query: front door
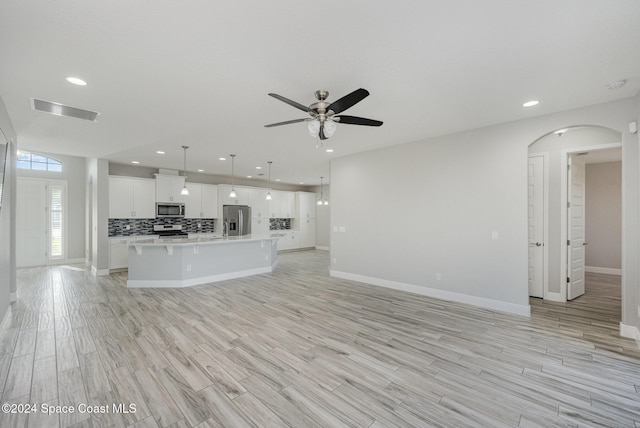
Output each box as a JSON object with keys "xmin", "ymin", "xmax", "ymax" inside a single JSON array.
[
  {"xmin": 528, "ymin": 155, "xmax": 544, "ymax": 297},
  {"xmin": 567, "ymin": 155, "xmax": 586, "ymax": 300},
  {"xmin": 17, "ymin": 178, "xmax": 48, "ymax": 267}
]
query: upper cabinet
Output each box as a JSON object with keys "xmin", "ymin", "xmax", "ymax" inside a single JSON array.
[
  {"xmin": 269, "ymin": 190, "xmax": 294, "ymax": 218},
  {"xmin": 296, "ymin": 192, "xmax": 316, "ymax": 219},
  {"xmin": 109, "ymin": 176, "xmax": 156, "ymax": 218},
  {"xmin": 218, "ymin": 185, "xmax": 250, "ymax": 206},
  {"xmin": 184, "ymin": 183, "xmax": 218, "ymax": 218},
  {"xmin": 249, "ymin": 188, "xmax": 270, "ymax": 218},
  {"xmin": 155, "ymin": 174, "xmax": 186, "ymax": 203}
]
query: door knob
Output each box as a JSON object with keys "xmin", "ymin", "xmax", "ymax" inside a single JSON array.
[
  {"xmin": 529, "ymin": 242, "xmax": 542, "ymax": 247},
  {"xmin": 582, "ymin": 242, "xmax": 588, "ymax": 246}
]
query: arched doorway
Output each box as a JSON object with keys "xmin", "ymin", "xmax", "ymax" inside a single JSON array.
[{"xmin": 527, "ymin": 126, "xmax": 622, "ymax": 303}]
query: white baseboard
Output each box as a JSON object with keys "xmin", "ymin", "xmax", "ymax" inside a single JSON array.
[
  {"xmin": 315, "ymin": 246, "xmax": 330, "ymax": 251},
  {"xmin": 91, "ymin": 266, "xmax": 110, "ymax": 276},
  {"xmin": 330, "ymin": 270, "xmax": 531, "ymax": 317},
  {"xmin": 127, "ymin": 266, "xmax": 272, "ymax": 288},
  {"xmin": 586, "ymin": 266, "xmax": 622, "ymax": 275},
  {"xmin": 620, "ymin": 322, "xmax": 640, "ymax": 345}
]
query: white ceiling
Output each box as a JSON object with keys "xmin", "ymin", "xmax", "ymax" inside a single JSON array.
[{"xmin": 1, "ymin": 0, "xmax": 639, "ymax": 185}]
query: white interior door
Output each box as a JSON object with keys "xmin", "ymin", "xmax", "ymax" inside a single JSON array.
[
  {"xmin": 17, "ymin": 178, "xmax": 48, "ymax": 267},
  {"xmin": 567, "ymin": 155, "xmax": 586, "ymax": 300},
  {"xmin": 528, "ymin": 156, "xmax": 544, "ymax": 297}
]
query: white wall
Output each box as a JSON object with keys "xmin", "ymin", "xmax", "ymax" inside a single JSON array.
[
  {"xmin": 331, "ymin": 96, "xmax": 639, "ymax": 322},
  {"xmin": 0, "ymin": 96, "xmax": 17, "ymax": 322},
  {"xmin": 87, "ymin": 158, "xmax": 110, "ymax": 275},
  {"xmin": 16, "ymin": 151, "xmax": 87, "ymax": 261}
]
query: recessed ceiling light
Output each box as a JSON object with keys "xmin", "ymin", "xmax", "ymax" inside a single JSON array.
[
  {"xmin": 256, "ymin": 166, "xmax": 262, "ymax": 170},
  {"xmin": 326, "ymin": 149, "xmax": 334, "ymax": 153},
  {"xmin": 156, "ymin": 150, "xmax": 165, "ymax": 155},
  {"xmin": 66, "ymin": 76, "xmax": 87, "ymax": 86},
  {"xmin": 299, "ymin": 182, "xmax": 304, "ymax": 184},
  {"xmin": 219, "ymin": 157, "xmax": 226, "ymax": 161},
  {"xmin": 247, "ymin": 175, "xmax": 252, "ymax": 178},
  {"xmin": 197, "ymin": 169, "xmax": 204, "ymax": 172},
  {"xmin": 131, "ymin": 161, "xmax": 140, "ymax": 164},
  {"xmin": 275, "ymin": 179, "xmax": 281, "ymax": 182},
  {"xmin": 523, "ymin": 100, "xmax": 539, "ymax": 107}
]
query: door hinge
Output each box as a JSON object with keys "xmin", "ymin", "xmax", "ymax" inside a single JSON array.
[
  {"xmin": 567, "ymin": 240, "xmax": 570, "ymax": 246},
  {"xmin": 567, "ymin": 164, "xmax": 571, "ymax": 171},
  {"xmin": 567, "ymin": 202, "xmax": 571, "ymax": 208},
  {"xmin": 567, "ymin": 277, "xmax": 571, "ymax": 283}
]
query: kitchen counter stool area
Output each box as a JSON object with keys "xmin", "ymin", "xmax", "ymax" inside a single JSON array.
[{"xmin": 126, "ymin": 235, "xmax": 279, "ymax": 288}]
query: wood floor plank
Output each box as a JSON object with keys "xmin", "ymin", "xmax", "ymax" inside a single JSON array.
[{"xmin": 1, "ymin": 252, "xmax": 638, "ymax": 427}]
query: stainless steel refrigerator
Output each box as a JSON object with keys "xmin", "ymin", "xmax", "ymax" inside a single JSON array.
[{"xmin": 222, "ymin": 205, "xmax": 251, "ymax": 236}]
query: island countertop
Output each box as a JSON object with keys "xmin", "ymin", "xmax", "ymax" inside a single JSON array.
[
  {"xmin": 126, "ymin": 234, "xmax": 279, "ymax": 288},
  {"xmin": 130, "ymin": 234, "xmax": 279, "ymax": 247}
]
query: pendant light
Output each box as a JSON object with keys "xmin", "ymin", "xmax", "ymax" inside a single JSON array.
[
  {"xmin": 229, "ymin": 154, "xmax": 237, "ymax": 198},
  {"xmin": 180, "ymin": 146, "xmax": 190, "ymax": 196},
  {"xmin": 317, "ymin": 176, "xmax": 324, "ymax": 205},
  {"xmin": 266, "ymin": 161, "xmax": 273, "ymax": 200}
]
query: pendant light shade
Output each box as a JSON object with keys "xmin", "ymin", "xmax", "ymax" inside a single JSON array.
[
  {"xmin": 266, "ymin": 161, "xmax": 273, "ymax": 200},
  {"xmin": 180, "ymin": 146, "xmax": 190, "ymax": 196},
  {"xmin": 229, "ymin": 154, "xmax": 236, "ymax": 198}
]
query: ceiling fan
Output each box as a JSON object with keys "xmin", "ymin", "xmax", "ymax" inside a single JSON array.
[{"xmin": 264, "ymin": 88, "xmax": 383, "ymax": 140}]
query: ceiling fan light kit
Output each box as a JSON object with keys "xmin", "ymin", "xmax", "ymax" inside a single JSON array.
[{"xmin": 265, "ymin": 88, "xmax": 383, "ymax": 142}]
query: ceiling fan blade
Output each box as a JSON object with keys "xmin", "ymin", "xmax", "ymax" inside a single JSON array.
[
  {"xmin": 334, "ymin": 115, "xmax": 383, "ymax": 127},
  {"xmin": 268, "ymin": 93, "xmax": 310, "ymax": 113},
  {"xmin": 264, "ymin": 118, "xmax": 307, "ymax": 128},
  {"xmin": 319, "ymin": 124, "xmax": 327, "ymax": 140},
  {"xmin": 327, "ymin": 88, "xmax": 370, "ymax": 114}
]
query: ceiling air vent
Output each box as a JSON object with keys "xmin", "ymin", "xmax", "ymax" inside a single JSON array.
[{"xmin": 31, "ymin": 98, "xmax": 99, "ymax": 122}]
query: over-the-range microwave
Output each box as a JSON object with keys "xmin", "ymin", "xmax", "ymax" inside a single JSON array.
[{"xmin": 156, "ymin": 202, "xmax": 185, "ymax": 218}]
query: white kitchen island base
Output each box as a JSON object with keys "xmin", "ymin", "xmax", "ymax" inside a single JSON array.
[{"xmin": 127, "ymin": 235, "xmax": 279, "ymax": 288}]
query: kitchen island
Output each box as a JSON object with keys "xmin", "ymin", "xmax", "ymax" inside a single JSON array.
[{"xmin": 126, "ymin": 235, "xmax": 279, "ymax": 288}]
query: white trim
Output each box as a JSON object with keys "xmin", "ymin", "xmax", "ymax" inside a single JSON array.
[
  {"xmin": 9, "ymin": 292, "xmax": 17, "ymax": 303},
  {"xmin": 585, "ymin": 266, "xmax": 622, "ymax": 275},
  {"xmin": 127, "ymin": 266, "xmax": 272, "ymax": 288},
  {"xmin": 330, "ymin": 270, "xmax": 531, "ymax": 317},
  {"xmin": 560, "ymin": 142, "xmax": 623, "ymax": 301},
  {"xmin": 48, "ymin": 258, "xmax": 85, "ymax": 266},
  {"xmin": 529, "ymin": 153, "xmax": 550, "ymax": 300},
  {"xmin": 620, "ymin": 322, "xmax": 640, "ymax": 345},
  {"xmin": 91, "ymin": 265, "xmax": 109, "ymax": 276},
  {"xmin": 315, "ymin": 246, "xmax": 330, "ymax": 251},
  {"xmin": 544, "ymin": 291, "xmax": 565, "ymax": 302}
]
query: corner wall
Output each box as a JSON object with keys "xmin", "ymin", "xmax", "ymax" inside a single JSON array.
[
  {"xmin": 331, "ymin": 96, "xmax": 638, "ymax": 320},
  {"xmin": 0, "ymin": 95, "xmax": 17, "ymax": 323}
]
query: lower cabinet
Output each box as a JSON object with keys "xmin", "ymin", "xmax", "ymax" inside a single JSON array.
[{"xmin": 109, "ymin": 236, "xmax": 156, "ymax": 270}]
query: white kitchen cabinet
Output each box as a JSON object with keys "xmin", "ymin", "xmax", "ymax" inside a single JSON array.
[
  {"xmin": 251, "ymin": 217, "xmax": 270, "ymax": 236},
  {"xmin": 273, "ymin": 230, "xmax": 297, "ymax": 251},
  {"xmin": 269, "ymin": 190, "xmax": 294, "ymax": 218},
  {"xmin": 298, "ymin": 217, "xmax": 316, "ymax": 248},
  {"xmin": 296, "ymin": 191, "xmax": 316, "ymax": 219},
  {"xmin": 249, "ymin": 188, "xmax": 270, "ymax": 218},
  {"xmin": 109, "ymin": 176, "xmax": 156, "ymax": 219},
  {"xmin": 218, "ymin": 185, "xmax": 250, "ymax": 206},
  {"xmin": 184, "ymin": 183, "xmax": 218, "ymax": 218},
  {"xmin": 155, "ymin": 174, "xmax": 186, "ymax": 203},
  {"xmin": 109, "ymin": 236, "xmax": 155, "ymax": 269},
  {"xmin": 109, "ymin": 238, "xmax": 129, "ymax": 269}
]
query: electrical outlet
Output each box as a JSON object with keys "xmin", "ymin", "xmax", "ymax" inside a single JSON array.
[
  {"xmin": 436, "ymin": 272, "xmax": 442, "ymax": 280},
  {"xmin": 186, "ymin": 264, "xmax": 192, "ymax": 272},
  {"xmin": 125, "ymin": 225, "xmax": 131, "ymax": 230},
  {"xmin": 333, "ymin": 258, "xmax": 337, "ymax": 264},
  {"xmin": 637, "ymin": 305, "xmax": 640, "ymax": 318},
  {"xmin": 491, "ymin": 231, "xmax": 499, "ymax": 240}
]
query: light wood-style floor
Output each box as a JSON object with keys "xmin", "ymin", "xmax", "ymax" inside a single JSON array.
[{"xmin": 1, "ymin": 250, "xmax": 639, "ymax": 427}]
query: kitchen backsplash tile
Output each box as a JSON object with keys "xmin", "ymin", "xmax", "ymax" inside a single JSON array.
[
  {"xmin": 270, "ymin": 218, "xmax": 291, "ymax": 230},
  {"xmin": 109, "ymin": 218, "xmax": 215, "ymax": 236}
]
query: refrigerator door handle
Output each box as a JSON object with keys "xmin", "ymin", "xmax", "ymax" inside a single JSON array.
[{"xmin": 239, "ymin": 210, "xmax": 243, "ymax": 236}]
